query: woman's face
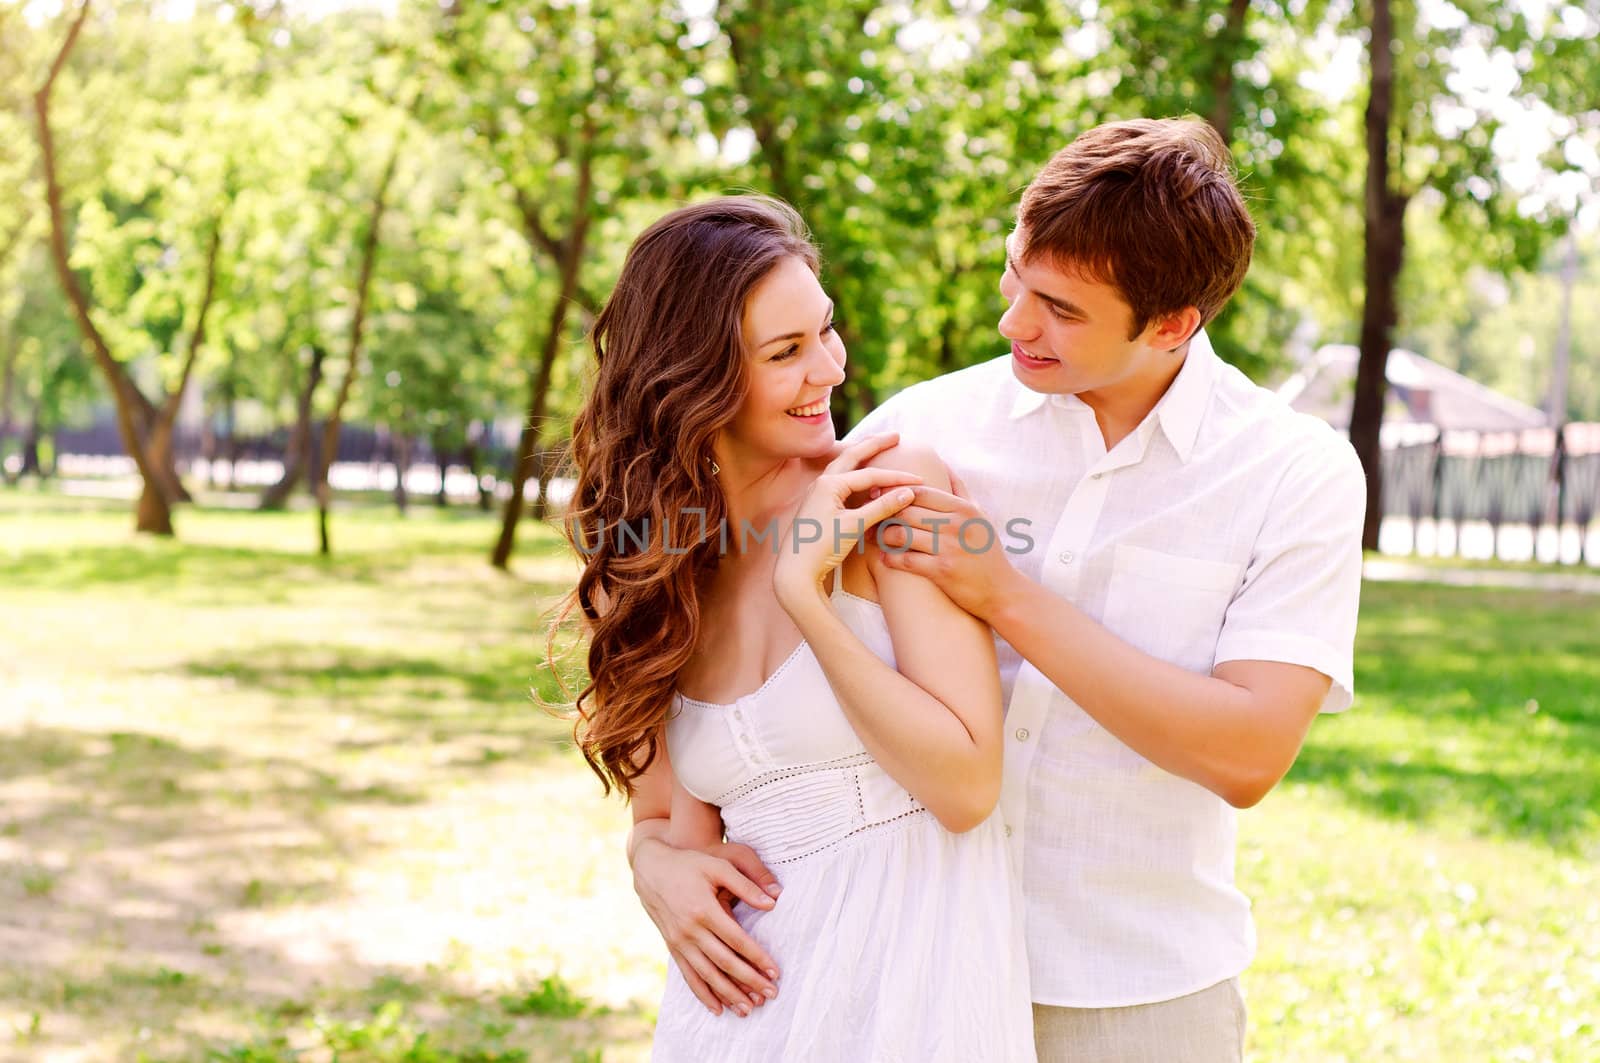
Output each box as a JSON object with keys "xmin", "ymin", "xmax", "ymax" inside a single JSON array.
[{"xmin": 721, "ymin": 255, "xmax": 847, "ymax": 462}]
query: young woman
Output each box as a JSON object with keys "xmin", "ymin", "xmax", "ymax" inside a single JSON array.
[{"xmin": 556, "ymin": 196, "xmax": 1032, "ymax": 1060}]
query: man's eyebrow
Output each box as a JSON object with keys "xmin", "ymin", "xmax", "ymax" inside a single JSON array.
[
  {"xmin": 757, "ymin": 299, "xmax": 835, "ymax": 348},
  {"xmin": 1006, "ymin": 250, "xmax": 1088, "ymax": 317}
]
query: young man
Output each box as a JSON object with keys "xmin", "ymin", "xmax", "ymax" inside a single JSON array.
[{"xmin": 629, "ymin": 117, "xmax": 1366, "ymax": 1061}]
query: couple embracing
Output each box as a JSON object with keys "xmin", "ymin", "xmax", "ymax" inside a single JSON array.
[{"xmin": 556, "ymin": 117, "xmax": 1366, "ymax": 1061}]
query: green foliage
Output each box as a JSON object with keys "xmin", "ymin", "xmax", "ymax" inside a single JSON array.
[
  {"xmin": 1, "ymin": 0, "xmax": 1596, "ymax": 514},
  {"xmin": 499, "ymin": 974, "xmax": 594, "ymax": 1019}
]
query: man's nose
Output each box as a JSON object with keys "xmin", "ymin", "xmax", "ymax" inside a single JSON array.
[{"xmin": 998, "ymin": 300, "xmax": 1035, "ymax": 342}]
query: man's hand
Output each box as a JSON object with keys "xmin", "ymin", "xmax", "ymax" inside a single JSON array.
[
  {"xmin": 875, "ymin": 472, "xmax": 1021, "ymax": 620},
  {"xmin": 631, "ymin": 836, "xmax": 783, "ymax": 1016}
]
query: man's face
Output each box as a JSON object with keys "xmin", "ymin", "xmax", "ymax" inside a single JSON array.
[{"xmin": 997, "ymin": 228, "xmax": 1180, "ymax": 398}]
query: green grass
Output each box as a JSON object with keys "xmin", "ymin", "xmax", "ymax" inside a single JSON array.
[{"xmin": 2, "ymin": 482, "xmax": 1597, "ymax": 1061}]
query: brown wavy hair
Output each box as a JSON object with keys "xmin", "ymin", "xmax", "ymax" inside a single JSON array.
[
  {"xmin": 551, "ymin": 195, "xmax": 820, "ymax": 798},
  {"xmin": 1019, "ymin": 117, "xmax": 1255, "ymax": 335}
]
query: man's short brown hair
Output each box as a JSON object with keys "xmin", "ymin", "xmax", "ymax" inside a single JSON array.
[{"xmin": 1018, "ymin": 117, "xmax": 1255, "ymax": 338}]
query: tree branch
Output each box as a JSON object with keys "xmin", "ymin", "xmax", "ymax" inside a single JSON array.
[{"xmin": 160, "ymin": 213, "xmax": 225, "ymax": 423}]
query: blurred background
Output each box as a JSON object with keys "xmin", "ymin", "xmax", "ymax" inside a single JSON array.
[{"xmin": 1, "ymin": 0, "xmax": 1598, "ymax": 1060}]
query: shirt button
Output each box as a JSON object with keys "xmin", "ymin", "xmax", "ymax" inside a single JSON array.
[
  {"xmin": 1091, "ymin": 472, "xmax": 1105, "ymax": 480},
  {"xmin": 1005, "ymin": 824, "xmax": 1013, "ymax": 837},
  {"xmin": 1058, "ymin": 550, "xmax": 1074, "ymax": 564},
  {"xmin": 1015, "ymin": 727, "xmax": 1030, "ymax": 741}
]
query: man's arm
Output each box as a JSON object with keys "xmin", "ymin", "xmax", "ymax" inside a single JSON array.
[
  {"xmin": 880, "ymin": 439, "xmax": 1365, "ymax": 807},
  {"xmin": 986, "ymin": 574, "xmax": 1328, "ymax": 807},
  {"xmin": 626, "ymin": 737, "xmax": 784, "ymax": 1015}
]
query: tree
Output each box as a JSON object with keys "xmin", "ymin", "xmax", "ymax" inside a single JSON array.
[
  {"xmin": 32, "ymin": 0, "xmax": 233, "ymax": 534},
  {"xmin": 433, "ymin": 0, "xmax": 686, "ymax": 568},
  {"xmin": 1346, "ymin": 0, "xmax": 1587, "ymax": 548}
]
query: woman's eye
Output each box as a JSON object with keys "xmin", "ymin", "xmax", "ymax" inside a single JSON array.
[
  {"xmin": 824, "ymin": 319, "xmax": 842, "ymax": 334},
  {"xmin": 773, "ymin": 346, "xmax": 798, "ymax": 361}
]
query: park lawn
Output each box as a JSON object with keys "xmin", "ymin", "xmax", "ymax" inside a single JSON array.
[{"xmin": 1, "ymin": 485, "xmax": 1596, "ymax": 1062}]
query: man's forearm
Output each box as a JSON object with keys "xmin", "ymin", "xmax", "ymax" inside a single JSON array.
[
  {"xmin": 984, "ymin": 569, "xmax": 1296, "ymax": 806},
  {"xmin": 627, "ymin": 816, "xmax": 671, "ymax": 868}
]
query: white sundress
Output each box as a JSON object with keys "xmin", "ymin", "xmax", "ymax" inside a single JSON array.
[{"xmin": 650, "ymin": 577, "xmax": 1035, "ymax": 1062}]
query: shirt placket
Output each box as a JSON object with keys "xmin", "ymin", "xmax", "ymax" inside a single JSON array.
[{"xmin": 998, "ymin": 466, "xmax": 1109, "ymax": 859}]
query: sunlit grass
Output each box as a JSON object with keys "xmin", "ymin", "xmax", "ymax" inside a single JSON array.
[{"xmin": 2, "ymin": 484, "xmax": 1597, "ymax": 1061}]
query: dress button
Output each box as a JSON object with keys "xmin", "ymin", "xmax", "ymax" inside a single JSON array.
[
  {"xmin": 1092, "ymin": 472, "xmax": 1104, "ymax": 480},
  {"xmin": 1015, "ymin": 727, "xmax": 1030, "ymax": 742},
  {"xmin": 1005, "ymin": 825, "xmax": 1013, "ymax": 837},
  {"xmin": 1058, "ymin": 551, "xmax": 1074, "ymax": 564}
]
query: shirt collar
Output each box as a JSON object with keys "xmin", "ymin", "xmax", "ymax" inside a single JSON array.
[
  {"xmin": 1005, "ymin": 328, "xmax": 1218, "ymax": 465},
  {"xmin": 1151, "ymin": 328, "xmax": 1216, "ymax": 464}
]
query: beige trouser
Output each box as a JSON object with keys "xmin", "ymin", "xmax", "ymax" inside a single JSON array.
[{"xmin": 1032, "ymin": 977, "xmax": 1246, "ymax": 1063}]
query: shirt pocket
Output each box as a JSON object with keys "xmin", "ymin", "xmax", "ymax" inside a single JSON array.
[{"xmin": 1100, "ymin": 543, "xmax": 1242, "ymax": 676}]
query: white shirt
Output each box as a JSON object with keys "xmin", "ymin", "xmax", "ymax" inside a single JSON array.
[{"xmin": 846, "ymin": 330, "xmax": 1366, "ymax": 1007}]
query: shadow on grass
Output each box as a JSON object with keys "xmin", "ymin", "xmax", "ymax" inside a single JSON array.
[
  {"xmin": 1286, "ymin": 581, "xmax": 1600, "ymax": 854},
  {"xmin": 1287, "ymin": 741, "xmax": 1600, "ymax": 851},
  {"xmin": 176, "ymin": 641, "xmax": 584, "ymax": 760},
  {"xmin": 190, "ymin": 967, "xmax": 653, "ymax": 1063},
  {"xmin": 0, "ymin": 540, "xmax": 420, "ymax": 595},
  {"xmin": 4, "ymin": 949, "xmax": 652, "ymax": 1062},
  {"xmin": 0, "ymin": 724, "xmax": 422, "ymax": 909}
]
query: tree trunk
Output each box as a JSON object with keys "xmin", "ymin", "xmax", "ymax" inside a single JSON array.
[
  {"xmin": 463, "ymin": 435, "xmax": 492, "ymax": 512},
  {"xmin": 1349, "ymin": 0, "xmax": 1408, "ymax": 552},
  {"xmin": 19, "ymin": 405, "xmax": 41, "ymax": 478},
  {"xmin": 315, "ymin": 138, "xmax": 404, "ymax": 556},
  {"xmin": 433, "ymin": 431, "xmax": 450, "ymax": 508},
  {"xmin": 34, "ymin": 0, "xmax": 171, "ymax": 533},
  {"xmin": 0, "ymin": 341, "xmax": 17, "ymax": 485},
  {"xmin": 390, "ymin": 432, "xmax": 411, "ymax": 514},
  {"xmin": 491, "ymin": 280, "xmax": 577, "ymax": 569},
  {"xmin": 260, "ymin": 343, "xmax": 325, "ymax": 510},
  {"xmin": 221, "ymin": 375, "xmax": 237, "ymax": 490},
  {"xmin": 492, "ymin": 112, "xmax": 596, "ymax": 569},
  {"xmin": 1206, "ymin": 0, "xmax": 1250, "ymax": 147},
  {"xmin": 145, "ymin": 417, "xmax": 193, "ymax": 505},
  {"xmin": 35, "ymin": 5, "xmax": 223, "ymax": 532}
]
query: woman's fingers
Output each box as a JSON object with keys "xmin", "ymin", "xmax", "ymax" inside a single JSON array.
[
  {"xmin": 843, "ymin": 486, "xmax": 918, "ymax": 533},
  {"xmin": 823, "ymin": 432, "xmax": 900, "ymax": 475},
  {"xmin": 831, "ymin": 466, "xmax": 923, "ymax": 496}
]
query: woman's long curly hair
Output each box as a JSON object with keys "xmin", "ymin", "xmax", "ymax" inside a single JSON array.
[{"xmin": 552, "ymin": 195, "xmax": 821, "ymax": 798}]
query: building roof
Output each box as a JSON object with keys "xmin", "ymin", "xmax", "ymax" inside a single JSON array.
[{"xmin": 1276, "ymin": 344, "xmax": 1548, "ymax": 432}]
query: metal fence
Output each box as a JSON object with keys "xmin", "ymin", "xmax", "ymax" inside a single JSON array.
[{"xmin": 1381, "ymin": 423, "xmax": 1600, "ymax": 564}]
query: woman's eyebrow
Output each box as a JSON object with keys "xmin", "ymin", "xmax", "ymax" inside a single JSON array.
[{"xmin": 757, "ymin": 299, "xmax": 835, "ymax": 347}]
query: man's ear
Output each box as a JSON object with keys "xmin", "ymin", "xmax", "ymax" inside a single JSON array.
[{"xmin": 1148, "ymin": 307, "xmax": 1202, "ymax": 352}]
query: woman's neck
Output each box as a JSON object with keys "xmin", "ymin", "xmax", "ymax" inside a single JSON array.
[{"xmin": 712, "ymin": 449, "xmax": 815, "ymax": 556}]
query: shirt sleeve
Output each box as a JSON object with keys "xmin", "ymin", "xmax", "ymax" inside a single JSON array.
[{"xmin": 1213, "ymin": 427, "xmax": 1368, "ymax": 714}]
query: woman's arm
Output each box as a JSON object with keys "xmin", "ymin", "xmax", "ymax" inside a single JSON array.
[{"xmin": 775, "ymin": 443, "xmax": 1004, "ymax": 832}]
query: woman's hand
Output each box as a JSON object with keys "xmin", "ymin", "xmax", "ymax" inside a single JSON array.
[{"xmin": 773, "ymin": 434, "xmax": 921, "ymax": 610}]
